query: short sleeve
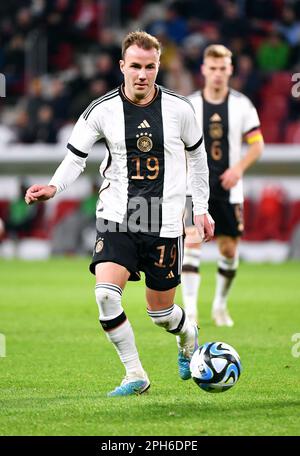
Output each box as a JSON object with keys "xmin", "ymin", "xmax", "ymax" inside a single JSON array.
[
  {"xmin": 180, "ymin": 102, "xmax": 203, "ymax": 150},
  {"xmin": 242, "ymin": 98, "xmax": 261, "ymax": 135}
]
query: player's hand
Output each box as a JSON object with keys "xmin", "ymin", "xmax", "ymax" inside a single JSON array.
[
  {"xmin": 194, "ymin": 213, "xmax": 215, "ymax": 243},
  {"xmin": 220, "ymin": 164, "xmax": 242, "ymax": 190},
  {"xmin": 24, "ymin": 185, "xmax": 57, "ymax": 205}
]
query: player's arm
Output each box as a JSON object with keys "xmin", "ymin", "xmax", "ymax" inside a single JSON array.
[
  {"xmin": 25, "ymin": 112, "xmax": 101, "ymax": 205},
  {"xmin": 220, "ymin": 97, "xmax": 264, "ymax": 190},
  {"xmin": 182, "ymin": 104, "xmax": 214, "ymax": 242},
  {"xmin": 220, "ymin": 130, "xmax": 264, "ymax": 190},
  {"xmin": 186, "ymin": 140, "xmax": 214, "ymax": 242},
  {"xmin": 25, "ymin": 151, "xmax": 88, "ymax": 204}
]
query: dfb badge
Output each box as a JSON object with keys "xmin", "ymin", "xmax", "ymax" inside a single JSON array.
[{"xmin": 95, "ymin": 238, "xmax": 104, "ymax": 253}]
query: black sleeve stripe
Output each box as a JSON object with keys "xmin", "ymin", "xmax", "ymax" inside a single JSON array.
[
  {"xmin": 67, "ymin": 143, "xmax": 88, "ymax": 158},
  {"xmin": 244, "ymin": 125, "xmax": 261, "ymax": 136},
  {"xmin": 186, "ymin": 136, "xmax": 203, "ymax": 151}
]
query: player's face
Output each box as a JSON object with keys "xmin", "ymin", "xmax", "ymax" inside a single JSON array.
[
  {"xmin": 202, "ymin": 56, "xmax": 233, "ymax": 91},
  {"xmin": 120, "ymin": 45, "xmax": 160, "ymax": 104}
]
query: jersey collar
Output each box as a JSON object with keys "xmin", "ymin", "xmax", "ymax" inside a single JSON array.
[{"xmin": 119, "ymin": 84, "xmax": 160, "ymax": 107}]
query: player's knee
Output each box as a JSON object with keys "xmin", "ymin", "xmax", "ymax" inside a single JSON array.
[
  {"xmin": 219, "ymin": 241, "xmax": 237, "ymax": 259},
  {"xmin": 182, "ymin": 247, "xmax": 201, "ymax": 271},
  {"xmin": 220, "ymin": 247, "xmax": 235, "ymax": 259},
  {"xmin": 95, "ymin": 283, "xmax": 125, "ymax": 330}
]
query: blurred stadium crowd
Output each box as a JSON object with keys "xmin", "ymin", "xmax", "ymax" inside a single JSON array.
[{"xmin": 1, "ymin": 0, "xmax": 300, "ymax": 145}]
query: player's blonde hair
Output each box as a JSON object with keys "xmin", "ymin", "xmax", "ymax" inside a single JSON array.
[
  {"xmin": 122, "ymin": 31, "xmax": 161, "ymax": 59},
  {"xmin": 203, "ymin": 44, "xmax": 232, "ymax": 61}
]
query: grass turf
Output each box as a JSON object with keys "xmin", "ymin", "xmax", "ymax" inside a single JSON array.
[{"xmin": 0, "ymin": 258, "xmax": 299, "ymax": 436}]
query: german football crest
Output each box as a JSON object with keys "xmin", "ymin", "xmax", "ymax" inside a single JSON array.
[
  {"xmin": 209, "ymin": 113, "xmax": 223, "ymax": 139},
  {"xmin": 95, "ymin": 238, "xmax": 104, "ymax": 253},
  {"xmin": 136, "ymin": 133, "xmax": 153, "ymax": 152},
  {"xmin": 209, "ymin": 122, "xmax": 223, "ymax": 140}
]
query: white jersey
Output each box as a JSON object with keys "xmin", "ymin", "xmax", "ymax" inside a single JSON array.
[
  {"xmin": 188, "ymin": 89, "xmax": 261, "ymax": 204},
  {"xmin": 50, "ymin": 85, "xmax": 209, "ymax": 237}
]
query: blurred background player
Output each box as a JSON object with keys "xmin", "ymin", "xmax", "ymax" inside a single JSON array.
[
  {"xmin": 25, "ymin": 31, "xmax": 214, "ymax": 396},
  {"xmin": 51, "ymin": 180, "xmax": 99, "ymax": 255},
  {"xmin": 182, "ymin": 44, "xmax": 264, "ymax": 327},
  {"xmin": 5, "ymin": 180, "xmax": 42, "ymax": 253},
  {"xmin": 0, "ymin": 217, "xmax": 5, "ymax": 240}
]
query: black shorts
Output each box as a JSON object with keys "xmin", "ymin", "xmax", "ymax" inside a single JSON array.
[
  {"xmin": 90, "ymin": 224, "xmax": 183, "ymax": 291},
  {"xmin": 185, "ymin": 196, "xmax": 244, "ymax": 237}
]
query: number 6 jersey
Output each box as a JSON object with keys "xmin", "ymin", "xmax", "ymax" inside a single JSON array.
[{"xmin": 188, "ymin": 89, "xmax": 262, "ymax": 204}]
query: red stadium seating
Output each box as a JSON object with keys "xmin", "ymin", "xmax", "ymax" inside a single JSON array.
[
  {"xmin": 269, "ymin": 71, "xmax": 293, "ymax": 97},
  {"xmin": 260, "ymin": 95, "xmax": 288, "ymax": 121},
  {"xmin": 259, "ymin": 73, "xmax": 292, "ymax": 145},
  {"xmin": 248, "ymin": 186, "xmax": 288, "ymax": 241},
  {"xmin": 242, "ymin": 197, "xmax": 256, "ymax": 240},
  {"xmin": 284, "ymin": 121, "xmax": 300, "ymax": 144},
  {"xmin": 260, "ymin": 120, "xmax": 281, "ymax": 143},
  {"xmin": 50, "ymin": 200, "xmax": 81, "ymax": 226},
  {"xmin": 286, "ymin": 201, "xmax": 300, "ymax": 238},
  {"xmin": 0, "ymin": 200, "xmax": 9, "ymax": 222}
]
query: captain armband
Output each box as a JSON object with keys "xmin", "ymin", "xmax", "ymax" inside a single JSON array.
[{"xmin": 244, "ymin": 128, "xmax": 263, "ymax": 145}]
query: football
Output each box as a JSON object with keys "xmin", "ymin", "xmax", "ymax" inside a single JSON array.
[{"xmin": 190, "ymin": 341, "xmax": 242, "ymax": 393}]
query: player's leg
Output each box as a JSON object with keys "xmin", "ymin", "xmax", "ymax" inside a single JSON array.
[
  {"xmin": 143, "ymin": 235, "xmax": 198, "ymax": 380},
  {"xmin": 146, "ymin": 286, "xmax": 198, "ymax": 380},
  {"xmin": 181, "ymin": 225, "xmax": 202, "ymax": 325},
  {"xmin": 90, "ymin": 229, "xmax": 149, "ymax": 396},
  {"xmin": 95, "ymin": 262, "xmax": 150, "ymax": 396},
  {"xmin": 209, "ymin": 201, "xmax": 243, "ymax": 327},
  {"xmin": 212, "ymin": 235, "xmax": 239, "ymax": 327}
]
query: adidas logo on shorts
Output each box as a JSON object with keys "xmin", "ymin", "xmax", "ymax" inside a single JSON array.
[{"xmin": 166, "ymin": 271, "xmax": 175, "ymax": 279}]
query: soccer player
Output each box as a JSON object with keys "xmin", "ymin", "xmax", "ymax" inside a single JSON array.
[
  {"xmin": 25, "ymin": 31, "xmax": 214, "ymax": 396},
  {"xmin": 182, "ymin": 44, "xmax": 264, "ymax": 327}
]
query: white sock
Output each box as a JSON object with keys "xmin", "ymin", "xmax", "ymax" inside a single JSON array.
[
  {"xmin": 212, "ymin": 255, "xmax": 239, "ymax": 312},
  {"xmin": 106, "ymin": 321, "xmax": 145, "ymax": 378},
  {"xmin": 175, "ymin": 312, "xmax": 197, "ymax": 351},
  {"xmin": 96, "ymin": 283, "xmax": 145, "ymax": 379},
  {"xmin": 181, "ymin": 247, "xmax": 201, "ymax": 324},
  {"xmin": 147, "ymin": 304, "xmax": 196, "ymax": 350},
  {"xmin": 181, "ymin": 273, "xmax": 201, "ymax": 324}
]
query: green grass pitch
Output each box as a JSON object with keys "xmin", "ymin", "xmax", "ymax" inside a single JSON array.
[{"xmin": 0, "ymin": 258, "xmax": 300, "ymax": 436}]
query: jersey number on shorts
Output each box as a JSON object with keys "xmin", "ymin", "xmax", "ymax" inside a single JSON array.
[{"xmin": 154, "ymin": 244, "xmax": 177, "ymax": 268}]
